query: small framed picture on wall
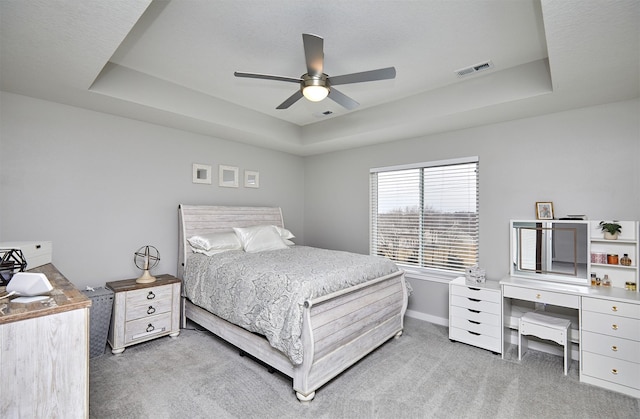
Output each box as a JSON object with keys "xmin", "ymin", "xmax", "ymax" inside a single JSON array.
[{"xmin": 536, "ymin": 202, "xmax": 554, "ymax": 220}]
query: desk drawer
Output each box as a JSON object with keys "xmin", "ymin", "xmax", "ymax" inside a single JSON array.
[
  {"xmin": 450, "ymin": 295, "xmax": 500, "ymax": 315},
  {"xmin": 582, "ymin": 351, "xmax": 640, "ymax": 390},
  {"xmin": 450, "ymin": 326, "xmax": 501, "ymax": 352},
  {"xmin": 450, "ymin": 284, "xmax": 501, "ymax": 303},
  {"xmin": 582, "ymin": 331, "xmax": 640, "ymax": 362},
  {"xmin": 582, "ymin": 311, "xmax": 640, "ymax": 341},
  {"xmin": 582, "ymin": 297, "xmax": 640, "ymax": 319},
  {"xmin": 502, "ymin": 285, "xmax": 579, "ymax": 308}
]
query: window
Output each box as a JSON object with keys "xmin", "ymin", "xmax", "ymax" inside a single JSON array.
[{"xmin": 370, "ymin": 157, "xmax": 479, "ymax": 274}]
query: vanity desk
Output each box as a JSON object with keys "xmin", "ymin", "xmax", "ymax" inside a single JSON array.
[{"xmin": 503, "ymin": 220, "xmax": 640, "ymax": 398}]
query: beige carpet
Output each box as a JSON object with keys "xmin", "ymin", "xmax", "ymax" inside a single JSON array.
[{"xmin": 89, "ymin": 317, "xmax": 639, "ymax": 418}]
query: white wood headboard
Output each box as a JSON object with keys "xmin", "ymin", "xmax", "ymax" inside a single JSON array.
[{"xmin": 177, "ymin": 205, "xmax": 284, "ymax": 279}]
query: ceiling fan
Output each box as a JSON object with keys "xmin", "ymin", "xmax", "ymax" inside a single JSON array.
[{"xmin": 234, "ymin": 33, "xmax": 396, "ymax": 110}]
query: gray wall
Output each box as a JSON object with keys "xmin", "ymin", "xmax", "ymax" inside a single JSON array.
[
  {"xmin": 0, "ymin": 92, "xmax": 305, "ymax": 289},
  {"xmin": 1, "ymin": 91, "xmax": 638, "ymax": 323},
  {"xmin": 303, "ymin": 99, "xmax": 640, "ymax": 322}
]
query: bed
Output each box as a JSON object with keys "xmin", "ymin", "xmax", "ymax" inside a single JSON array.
[{"xmin": 177, "ymin": 204, "xmax": 408, "ymax": 402}]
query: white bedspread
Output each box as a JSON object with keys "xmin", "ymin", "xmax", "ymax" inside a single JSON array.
[{"xmin": 183, "ymin": 246, "xmax": 400, "ymax": 365}]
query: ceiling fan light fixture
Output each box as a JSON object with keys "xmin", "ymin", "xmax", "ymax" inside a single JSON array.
[{"xmin": 302, "ymin": 85, "xmax": 329, "ymax": 102}]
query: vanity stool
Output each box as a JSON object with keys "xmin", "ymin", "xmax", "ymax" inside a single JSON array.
[{"xmin": 518, "ymin": 311, "xmax": 571, "ymax": 375}]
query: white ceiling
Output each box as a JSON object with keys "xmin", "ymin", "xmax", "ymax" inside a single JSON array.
[{"xmin": 1, "ymin": 0, "xmax": 638, "ymax": 156}]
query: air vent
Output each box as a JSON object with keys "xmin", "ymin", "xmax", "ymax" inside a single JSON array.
[
  {"xmin": 454, "ymin": 60, "xmax": 494, "ymax": 78},
  {"xmin": 313, "ymin": 110, "xmax": 334, "ymax": 118}
]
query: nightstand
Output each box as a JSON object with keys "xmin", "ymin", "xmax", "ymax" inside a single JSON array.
[{"xmin": 106, "ymin": 274, "xmax": 181, "ymax": 354}]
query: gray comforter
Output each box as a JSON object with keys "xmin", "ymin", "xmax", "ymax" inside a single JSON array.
[{"xmin": 183, "ymin": 246, "xmax": 400, "ymax": 365}]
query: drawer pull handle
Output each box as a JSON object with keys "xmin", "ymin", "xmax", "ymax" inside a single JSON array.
[
  {"xmin": 468, "ymin": 309, "xmax": 480, "ymax": 314},
  {"xmin": 611, "ymin": 345, "xmax": 618, "ymax": 352},
  {"xmin": 468, "ymin": 331, "xmax": 481, "ymax": 336},
  {"xmin": 147, "ymin": 306, "xmax": 156, "ymax": 315},
  {"xmin": 611, "ymin": 369, "xmax": 618, "ymax": 375},
  {"xmin": 147, "ymin": 291, "xmax": 156, "ymax": 300},
  {"xmin": 611, "ymin": 306, "xmax": 618, "ymax": 312},
  {"xmin": 468, "ymin": 320, "xmax": 480, "ymax": 325},
  {"xmin": 146, "ymin": 323, "xmax": 155, "ymax": 333},
  {"xmin": 536, "ymin": 294, "xmax": 541, "ymax": 299},
  {"xmin": 468, "ymin": 298, "xmax": 481, "ymax": 302},
  {"xmin": 612, "ymin": 324, "xmax": 618, "ymax": 330},
  {"xmin": 468, "ymin": 287, "xmax": 480, "ymax": 291}
]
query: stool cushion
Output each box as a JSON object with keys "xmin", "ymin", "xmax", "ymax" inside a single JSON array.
[{"xmin": 520, "ymin": 311, "xmax": 571, "ymax": 328}]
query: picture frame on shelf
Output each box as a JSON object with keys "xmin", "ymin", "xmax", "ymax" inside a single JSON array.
[{"xmin": 536, "ymin": 202, "xmax": 554, "ymax": 220}]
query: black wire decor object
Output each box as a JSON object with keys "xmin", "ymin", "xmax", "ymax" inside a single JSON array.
[{"xmin": 0, "ymin": 248, "xmax": 28, "ymax": 286}]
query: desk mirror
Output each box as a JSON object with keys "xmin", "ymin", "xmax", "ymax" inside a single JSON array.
[{"xmin": 511, "ymin": 220, "xmax": 588, "ymax": 285}]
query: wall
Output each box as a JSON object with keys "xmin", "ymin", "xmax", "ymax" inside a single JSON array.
[
  {"xmin": 0, "ymin": 92, "xmax": 305, "ymax": 289},
  {"xmin": 304, "ymin": 99, "xmax": 640, "ymax": 323}
]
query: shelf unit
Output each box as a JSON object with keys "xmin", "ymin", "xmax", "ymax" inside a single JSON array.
[{"xmin": 589, "ymin": 221, "xmax": 639, "ymax": 291}]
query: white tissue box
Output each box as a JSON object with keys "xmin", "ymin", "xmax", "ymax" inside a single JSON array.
[{"xmin": 0, "ymin": 241, "xmax": 52, "ymax": 270}]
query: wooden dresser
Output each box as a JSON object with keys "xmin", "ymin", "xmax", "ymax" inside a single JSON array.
[{"xmin": 0, "ymin": 264, "xmax": 91, "ymax": 419}]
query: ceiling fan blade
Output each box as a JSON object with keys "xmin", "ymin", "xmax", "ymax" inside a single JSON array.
[
  {"xmin": 234, "ymin": 71, "xmax": 301, "ymax": 83},
  {"xmin": 328, "ymin": 88, "xmax": 359, "ymax": 110},
  {"xmin": 276, "ymin": 90, "xmax": 304, "ymax": 109},
  {"xmin": 329, "ymin": 67, "xmax": 396, "ymax": 86},
  {"xmin": 303, "ymin": 33, "xmax": 324, "ymax": 76}
]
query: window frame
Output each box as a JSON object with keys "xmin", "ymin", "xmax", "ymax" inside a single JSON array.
[{"xmin": 370, "ymin": 156, "xmax": 479, "ymax": 276}]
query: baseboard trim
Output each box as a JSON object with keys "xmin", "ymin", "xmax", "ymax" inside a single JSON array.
[{"xmin": 405, "ymin": 309, "xmax": 448, "ymax": 327}]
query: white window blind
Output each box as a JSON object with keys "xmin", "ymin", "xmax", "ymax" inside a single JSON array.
[{"xmin": 370, "ymin": 157, "xmax": 479, "ymax": 273}]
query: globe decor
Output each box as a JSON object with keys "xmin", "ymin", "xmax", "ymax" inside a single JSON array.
[{"xmin": 134, "ymin": 245, "xmax": 160, "ymax": 284}]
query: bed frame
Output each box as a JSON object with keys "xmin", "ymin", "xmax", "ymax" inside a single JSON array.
[{"xmin": 177, "ymin": 204, "xmax": 408, "ymax": 402}]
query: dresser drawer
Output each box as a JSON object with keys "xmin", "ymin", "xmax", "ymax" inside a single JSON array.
[
  {"xmin": 502, "ymin": 285, "xmax": 579, "ymax": 308},
  {"xmin": 450, "ymin": 304, "xmax": 501, "ymax": 326},
  {"xmin": 450, "ymin": 284, "xmax": 501, "ymax": 304},
  {"xmin": 126, "ymin": 284, "xmax": 173, "ymax": 305},
  {"xmin": 450, "ymin": 295, "xmax": 500, "ymax": 315},
  {"xmin": 126, "ymin": 297, "xmax": 172, "ymax": 321},
  {"xmin": 582, "ymin": 331, "xmax": 640, "ymax": 362},
  {"xmin": 449, "ymin": 326, "xmax": 501, "ymax": 352},
  {"xmin": 125, "ymin": 312, "xmax": 172, "ymax": 344},
  {"xmin": 582, "ymin": 297, "xmax": 640, "ymax": 319},
  {"xmin": 450, "ymin": 316, "xmax": 501, "ymax": 338},
  {"xmin": 582, "ymin": 311, "xmax": 640, "ymax": 341},
  {"xmin": 582, "ymin": 351, "xmax": 640, "ymax": 390}
]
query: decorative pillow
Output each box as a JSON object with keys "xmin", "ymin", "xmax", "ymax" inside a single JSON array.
[
  {"xmin": 233, "ymin": 225, "xmax": 289, "ymax": 253},
  {"xmin": 274, "ymin": 225, "xmax": 295, "ymax": 240},
  {"xmin": 187, "ymin": 232, "xmax": 242, "ymax": 252}
]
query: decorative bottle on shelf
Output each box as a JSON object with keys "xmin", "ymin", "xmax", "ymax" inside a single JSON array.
[
  {"xmin": 602, "ymin": 274, "xmax": 611, "ymax": 287},
  {"xmin": 620, "ymin": 254, "xmax": 632, "ymax": 266}
]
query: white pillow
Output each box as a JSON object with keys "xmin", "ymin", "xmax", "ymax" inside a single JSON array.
[
  {"xmin": 274, "ymin": 225, "xmax": 295, "ymax": 240},
  {"xmin": 187, "ymin": 232, "xmax": 242, "ymax": 252},
  {"xmin": 233, "ymin": 225, "xmax": 289, "ymax": 253}
]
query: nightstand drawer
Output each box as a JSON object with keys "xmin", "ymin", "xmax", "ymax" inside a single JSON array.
[
  {"xmin": 582, "ymin": 351, "xmax": 640, "ymax": 390},
  {"xmin": 126, "ymin": 284, "xmax": 173, "ymax": 305},
  {"xmin": 450, "ymin": 304, "xmax": 501, "ymax": 326},
  {"xmin": 582, "ymin": 331, "xmax": 640, "ymax": 362},
  {"xmin": 502, "ymin": 285, "xmax": 579, "ymax": 308},
  {"xmin": 582, "ymin": 311, "xmax": 640, "ymax": 341},
  {"xmin": 126, "ymin": 297, "xmax": 172, "ymax": 321},
  {"xmin": 450, "ymin": 284, "xmax": 501, "ymax": 303},
  {"xmin": 582, "ymin": 297, "xmax": 640, "ymax": 318},
  {"xmin": 125, "ymin": 313, "xmax": 172, "ymax": 344},
  {"xmin": 450, "ymin": 295, "xmax": 500, "ymax": 315}
]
